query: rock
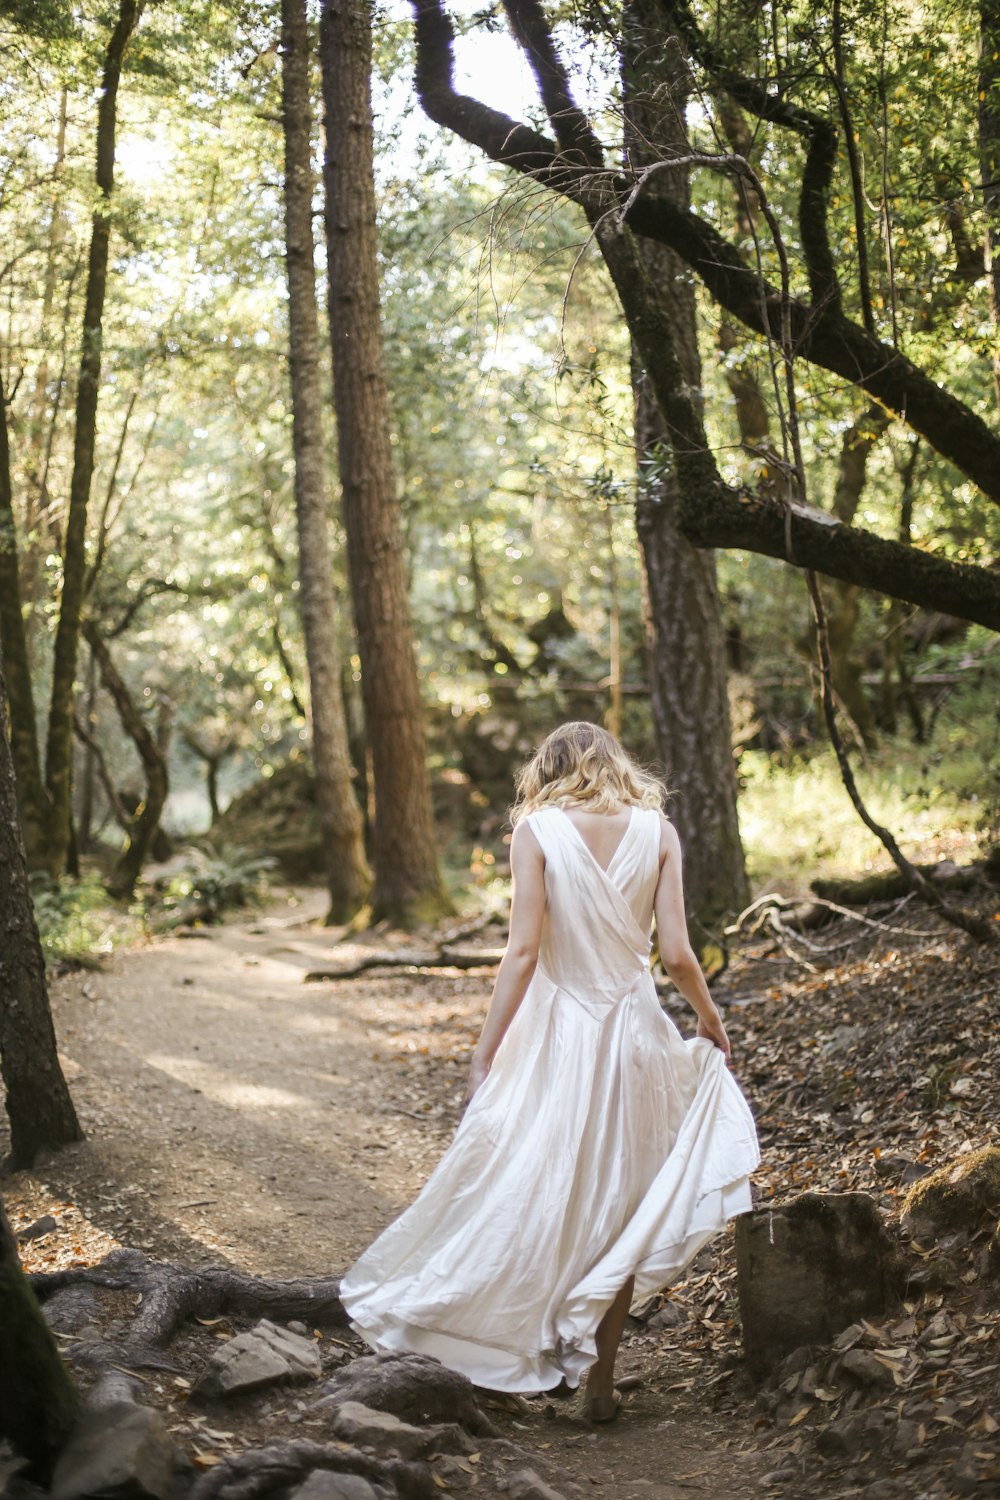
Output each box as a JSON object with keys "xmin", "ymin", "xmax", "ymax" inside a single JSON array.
[
  {"xmin": 647, "ymin": 1301, "xmax": 687, "ymax": 1330},
  {"xmin": 815, "ymin": 1410, "xmax": 891, "ymax": 1460},
  {"xmin": 288, "ymin": 1473, "xmax": 390, "ymax": 1500},
  {"xmin": 774, "ymin": 1345, "xmax": 819, "ymax": 1382},
  {"xmin": 859, "ymin": 1482, "xmax": 898, "ymax": 1500},
  {"xmin": 17, "ymin": 1213, "xmax": 58, "ymax": 1242},
  {"xmin": 194, "ymin": 1318, "xmax": 322, "ymax": 1398},
  {"xmin": 88, "ymin": 1372, "xmax": 145, "ymax": 1410},
  {"xmin": 0, "ymin": 1443, "xmax": 27, "ymax": 1492},
  {"xmin": 330, "ymin": 1400, "xmax": 472, "ymax": 1460},
  {"xmin": 317, "ymin": 1351, "xmax": 496, "ymax": 1436},
  {"xmin": 906, "ymin": 1252, "xmax": 960, "ymax": 1291},
  {"xmin": 501, "ymin": 1469, "xmax": 566, "ymax": 1500},
  {"xmin": 892, "ymin": 1419, "xmax": 921, "ymax": 1456},
  {"xmin": 51, "ymin": 1402, "xmax": 175, "ymax": 1500},
  {"xmin": 838, "ymin": 1349, "xmax": 895, "ymax": 1390},
  {"xmin": 735, "ymin": 1193, "xmax": 901, "ymax": 1379},
  {"xmin": 902, "ymin": 1146, "xmax": 1000, "ymax": 1238}
]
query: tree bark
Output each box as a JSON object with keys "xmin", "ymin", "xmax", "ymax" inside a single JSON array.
[
  {"xmin": 319, "ymin": 0, "xmax": 449, "ymax": 926},
  {"xmin": 624, "ymin": 1, "xmax": 748, "ymax": 927},
  {"xmin": 0, "ymin": 648, "xmax": 83, "ymax": 1169},
  {"xmin": 0, "ymin": 370, "xmax": 47, "ymax": 862},
  {"xmin": 82, "ymin": 621, "xmax": 167, "ymax": 901},
  {"xmin": 279, "ymin": 0, "xmax": 372, "ymax": 924},
  {"xmin": 41, "ymin": 0, "xmax": 143, "ymax": 877},
  {"xmin": 980, "ymin": 1, "xmax": 1000, "ymax": 414},
  {"xmin": 0, "ymin": 1196, "xmax": 80, "ymax": 1478},
  {"xmin": 21, "ymin": 87, "xmax": 69, "ymax": 615}
]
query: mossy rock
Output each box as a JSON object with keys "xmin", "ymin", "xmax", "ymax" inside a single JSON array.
[
  {"xmin": 902, "ymin": 1146, "xmax": 1000, "ymax": 1239},
  {"xmin": 212, "ymin": 759, "xmax": 324, "ymax": 881}
]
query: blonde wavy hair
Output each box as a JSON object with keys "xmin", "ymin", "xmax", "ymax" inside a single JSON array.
[{"xmin": 510, "ymin": 721, "xmax": 666, "ymax": 824}]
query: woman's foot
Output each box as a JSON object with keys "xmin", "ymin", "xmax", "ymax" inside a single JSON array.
[{"xmin": 585, "ymin": 1388, "xmax": 621, "ymax": 1424}]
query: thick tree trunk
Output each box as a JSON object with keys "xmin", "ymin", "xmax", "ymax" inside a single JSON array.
[
  {"xmin": 318, "ymin": 0, "xmax": 449, "ymax": 926},
  {"xmin": 82, "ymin": 621, "xmax": 167, "ymax": 901},
  {"xmin": 0, "ymin": 371, "xmax": 47, "ymax": 862},
  {"xmin": 41, "ymin": 0, "xmax": 143, "ymax": 877},
  {"xmin": 0, "ymin": 650, "xmax": 83, "ymax": 1169},
  {"xmin": 280, "ymin": 0, "xmax": 372, "ymax": 924},
  {"xmin": 0, "ymin": 1196, "xmax": 80, "ymax": 1477},
  {"xmin": 624, "ymin": 3, "xmax": 748, "ymax": 928},
  {"xmin": 980, "ymin": 1, "xmax": 1000, "ymax": 414}
]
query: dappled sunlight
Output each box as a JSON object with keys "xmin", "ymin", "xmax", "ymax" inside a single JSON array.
[{"xmin": 144, "ymin": 1053, "xmax": 310, "ymax": 1113}]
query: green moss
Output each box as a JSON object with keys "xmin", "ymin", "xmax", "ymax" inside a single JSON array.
[{"xmin": 902, "ymin": 1146, "xmax": 1000, "ymax": 1234}]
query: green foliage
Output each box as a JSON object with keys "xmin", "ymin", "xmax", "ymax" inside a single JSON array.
[
  {"xmin": 0, "ymin": 0, "xmax": 994, "ymax": 893},
  {"xmin": 738, "ymin": 628, "xmax": 999, "ymax": 893},
  {"xmin": 29, "ymin": 873, "xmax": 129, "ymax": 966},
  {"xmin": 153, "ymin": 846, "xmax": 275, "ymax": 924}
]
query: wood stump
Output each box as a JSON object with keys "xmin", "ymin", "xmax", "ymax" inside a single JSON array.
[{"xmin": 735, "ymin": 1192, "xmax": 901, "ymax": 1379}]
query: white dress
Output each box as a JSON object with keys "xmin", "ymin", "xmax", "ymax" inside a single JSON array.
[{"xmin": 340, "ymin": 805, "xmax": 760, "ymax": 1393}]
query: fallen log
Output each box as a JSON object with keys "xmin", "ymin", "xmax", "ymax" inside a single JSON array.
[
  {"xmin": 304, "ymin": 947, "xmax": 505, "ymax": 983},
  {"xmin": 811, "ymin": 859, "xmax": 990, "ymax": 906}
]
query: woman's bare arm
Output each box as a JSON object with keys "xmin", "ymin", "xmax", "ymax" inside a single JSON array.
[
  {"xmin": 466, "ymin": 821, "xmax": 546, "ymax": 1102},
  {"xmin": 653, "ymin": 816, "xmax": 731, "ymax": 1061}
]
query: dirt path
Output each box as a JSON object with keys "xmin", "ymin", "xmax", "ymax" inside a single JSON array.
[
  {"xmin": 23, "ymin": 890, "xmax": 472, "ymax": 1274},
  {"xmin": 5, "ymin": 892, "xmax": 782, "ymax": 1499}
]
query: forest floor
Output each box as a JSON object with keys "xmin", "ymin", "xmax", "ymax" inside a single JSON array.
[{"xmin": 4, "ymin": 879, "xmax": 1000, "ymax": 1500}]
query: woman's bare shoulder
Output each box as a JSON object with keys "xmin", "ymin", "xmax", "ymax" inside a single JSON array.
[
  {"xmin": 511, "ymin": 818, "xmax": 545, "ymax": 859},
  {"xmin": 657, "ymin": 811, "xmax": 681, "ymax": 863}
]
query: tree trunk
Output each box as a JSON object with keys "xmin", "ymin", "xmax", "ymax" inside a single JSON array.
[
  {"xmin": 21, "ymin": 87, "xmax": 69, "ymax": 616},
  {"xmin": 318, "ymin": 0, "xmax": 449, "ymax": 927},
  {"xmin": 41, "ymin": 0, "xmax": 143, "ymax": 877},
  {"xmin": 0, "ymin": 370, "xmax": 47, "ymax": 862},
  {"xmin": 624, "ymin": 1, "xmax": 748, "ymax": 929},
  {"xmin": 0, "ymin": 649, "xmax": 83, "ymax": 1169},
  {"xmin": 824, "ymin": 406, "xmax": 890, "ymax": 746},
  {"xmin": 981, "ymin": 1, "xmax": 1000, "ymax": 414},
  {"xmin": 0, "ymin": 1195, "xmax": 80, "ymax": 1478},
  {"xmin": 82, "ymin": 621, "xmax": 167, "ymax": 901},
  {"xmin": 77, "ymin": 647, "xmax": 98, "ymax": 852},
  {"xmin": 279, "ymin": 0, "xmax": 372, "ymax": 925}
]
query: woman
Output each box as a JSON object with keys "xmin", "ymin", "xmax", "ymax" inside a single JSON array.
[{"xmin": 340, "ymin": 722, "xmax": 759, "ymax": 1420}]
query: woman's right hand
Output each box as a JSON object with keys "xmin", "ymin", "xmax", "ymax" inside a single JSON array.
[
  {"xmin": 463, "ymin": 1054, "xmax": 491, "ymax": 1109},
  {"xmin": 696, "ymin": 1008, "xmax": 731, "ymax": 1063}
]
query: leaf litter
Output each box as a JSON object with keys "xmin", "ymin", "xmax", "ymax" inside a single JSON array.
[{"xmin": 4, "ymin": 887, "xmax": 1000, "ymax": 1498}]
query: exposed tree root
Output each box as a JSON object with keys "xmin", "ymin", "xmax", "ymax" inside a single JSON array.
[
  {"xmin": 30, "ymin": 1248, "xmax": 347, "ymax": 1369},
  {"xmin": 304, "ymin": 946, "xmax": 504, "ymax": 982},
  {"xmin": 318, "ymin": 1352, "xmax": 498, "ymax": 1437},
  {"xmin": 188, "ymin": 1439, "xmax": 431, "ymax": 1500}
]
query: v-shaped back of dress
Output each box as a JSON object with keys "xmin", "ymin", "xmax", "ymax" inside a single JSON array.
[{"xmin": 525, "ymin": 806, "xmax": 660, "ymax": 1016}]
